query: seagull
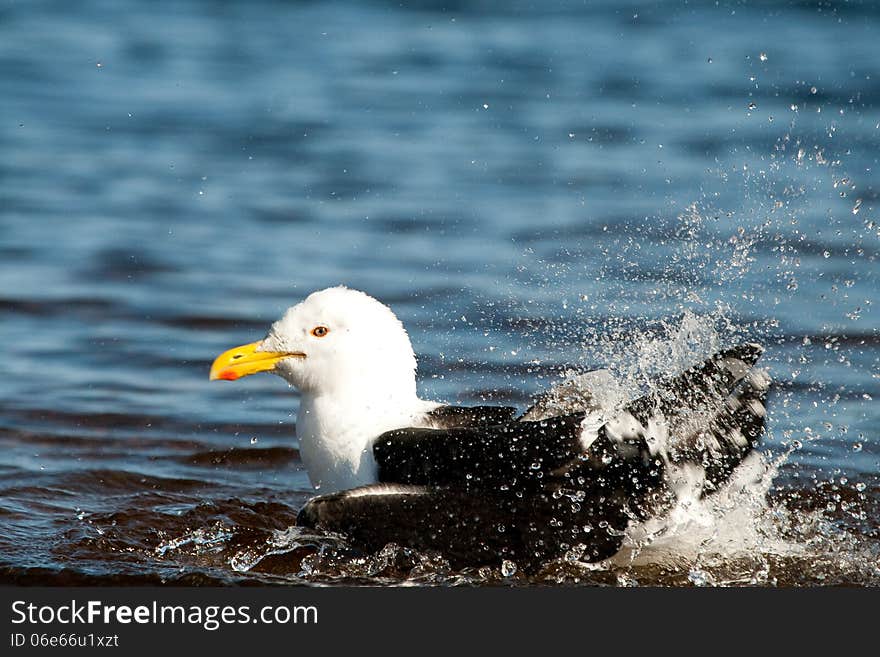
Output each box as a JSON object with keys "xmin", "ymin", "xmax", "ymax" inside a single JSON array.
[{"xmin": 210, "ymin": 286, "xmax": 770, "ymax": 567}]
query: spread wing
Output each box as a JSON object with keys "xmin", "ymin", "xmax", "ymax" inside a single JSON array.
[
  {"xmin": 374, "ymin": 344, "xmax": 767, "ymax": 499},
  {"xmin": 298, "ymin": 343, "xmax": 770, "ymax": 565}
]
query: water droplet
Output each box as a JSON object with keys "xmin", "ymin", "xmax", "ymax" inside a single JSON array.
[
  {"xmin": 748, "ymin": 101, "xmax": 757, "ymax": 111},
  {"xmin": 564, "ymin": 544, "xmax": 586, "ymax": 562},
  {"xmin": 855, "ymin": 482, "xmax": 866, "ymax": 492},
  {"xmin": 250, "ymin": 437, "xmax": 258, "ymax": 444},
  {"xmin": 792, "ymin": 439, "xmax": 803, "ymax": 450},
  {"xmin": 810, "ymin": 86, "xmax": 818, "ymax": 94},
  {"xmin": 96, "ymin": 61, "xmax": 103, "ymax": 68},
  {"xmin": 707, "ymin": 57, "xmax": 713, "ymax": 64},
  {"xmin": 688, "ymin": 569, "xmax": 709, "ymax": 586},
  {"xmin": 500, "ymin": 560, "xmax": 517, "ymax": 577},
  {"xmin": 852, "ymin": 442, "xmax": 863, "ymax": 452},
  {"xmin": 822, "ymin": 250, "xmax": 830, "ymax": 258},
  {"xmin": 482, "ymin": 103, "xmax": 489, "ymax": 109},
  {"xmin": 616, "ymin": 573, "xmax": 637, "ymax": 586},
  {"xmin": 759, "ymin": 52, "xmax": 768, "ymax": 62},
  {"xmin": 852, "ymin": 199, "xmax": 862, "ymax": 214}
]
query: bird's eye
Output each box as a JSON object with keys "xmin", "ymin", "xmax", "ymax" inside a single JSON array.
[{"xmin": 311, "ymin": 326, "xmax": 330, "ymax": 338}]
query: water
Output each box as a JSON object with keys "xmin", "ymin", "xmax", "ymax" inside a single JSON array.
[{"xmin": 1, "ymin": 0, "xmax": 878, "ymax": 585}]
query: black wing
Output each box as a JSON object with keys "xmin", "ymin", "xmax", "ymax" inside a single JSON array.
[
  {"xmin": 373, "ymin": 412, "xmax": 587, "ymax": 492},
  {"xmin": 299, "ymin": 343, "xmax": 769, "ymax": 565},
  {"xmin": 595, "ymin": 343, "xmax": 769, "ymax": 499},
  {"xmin": 375, "ymin": 343, "xmax": 766, "ymax": 491}
]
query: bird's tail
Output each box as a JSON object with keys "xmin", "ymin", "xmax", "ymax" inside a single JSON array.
[{"xmin": 626, "ymin": 343, "xmax": 766, "ymax": 424}]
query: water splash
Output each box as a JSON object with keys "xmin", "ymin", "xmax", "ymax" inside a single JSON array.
[
  {"xmin": 229, "ymin": 526, "xmax": 347, "ymax": 574},
  {"xmin": 154, "ymin": 522, "xmax": 234, "ymax": 557},
  {"xmin": 529, "ymin": 309, "xmax": 880, "ymax": 585},
  {"xmin": 613, "ymin": 452, "xmax": 797, "ymax": 571}
]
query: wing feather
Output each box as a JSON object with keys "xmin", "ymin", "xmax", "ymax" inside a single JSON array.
[{"xmin": 373, "ymin": 413, "xmax": 586, "ymax": 490}]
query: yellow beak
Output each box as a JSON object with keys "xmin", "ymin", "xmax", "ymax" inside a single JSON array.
[{"xmin": 209, "ymin": 341, "xmax": 304, "ymax": 381}]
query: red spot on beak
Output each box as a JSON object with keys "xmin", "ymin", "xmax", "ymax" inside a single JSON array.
[{"xmin": 219, "ymin": 370, "xmax": 239, "ymax": 381}]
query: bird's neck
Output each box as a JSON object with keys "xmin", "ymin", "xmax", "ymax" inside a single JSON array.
[{"xmin": 295, "ymin": 388, "xmax": 436, "ymax": 494}]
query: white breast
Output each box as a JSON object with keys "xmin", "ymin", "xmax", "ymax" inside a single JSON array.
[{"xmin": 295, "ymin": 394, "xmax": 438, "ymax": 493}]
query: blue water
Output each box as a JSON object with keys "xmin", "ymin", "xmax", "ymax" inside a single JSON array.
[{"xmin": 0, "ymin": 0, "xmax": 878, "ymax": 585}]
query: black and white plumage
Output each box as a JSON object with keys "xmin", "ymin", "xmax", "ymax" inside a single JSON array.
[{"xmin": 211, "ymin": 287, "xmax": 770, "ymax": 568}]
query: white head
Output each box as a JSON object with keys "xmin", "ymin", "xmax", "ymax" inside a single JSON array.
[{"xmin": 210, "ymin": 287, "xmax": 419, "ymax": 404}]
